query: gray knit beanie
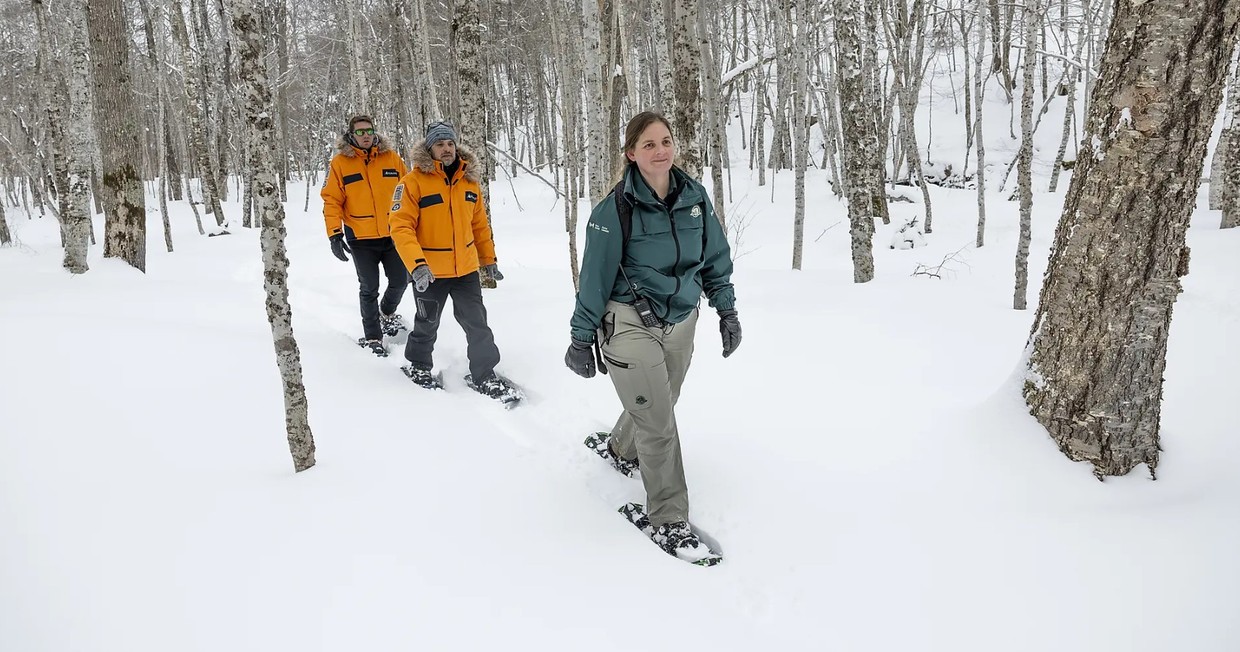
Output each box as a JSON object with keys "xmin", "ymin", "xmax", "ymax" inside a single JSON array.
[{"xmin": 425, "ymin": 122, "xmax": 458, "ymax": 149}]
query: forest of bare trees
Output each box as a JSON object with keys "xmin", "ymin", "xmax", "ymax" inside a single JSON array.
[{"xmin": 1, "ymin": 0, "xmax": 1237, "ymax": 476}]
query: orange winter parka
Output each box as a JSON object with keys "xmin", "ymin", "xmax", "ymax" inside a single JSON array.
[
  {"xmin": 321, "ymin": 134, "xmax": 408, "ymax": 240},
  {"xmin": 389, "ymin": 145, "xmax": 497, "ymax": 279}
]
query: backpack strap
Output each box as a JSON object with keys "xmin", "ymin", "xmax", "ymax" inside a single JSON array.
[{"xmin": 612, "ymin": 179, "xmax": 631, "ymax": 252}]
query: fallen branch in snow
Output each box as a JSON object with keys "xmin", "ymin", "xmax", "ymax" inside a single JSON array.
[{"xmin": 911, "ymin": 245, "xmax": 971, "ymax": 280}]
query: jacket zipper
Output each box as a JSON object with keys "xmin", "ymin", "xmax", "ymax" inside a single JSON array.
[
  {"xmin": 445, "ymin": 163, "xmax": 458, "ymax": 276},
  {"xmin": 667, "ymin": 202, "xmax": 682, "ymax": 321}
]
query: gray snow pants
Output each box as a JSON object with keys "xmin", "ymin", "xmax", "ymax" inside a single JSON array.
[{"xmin": 599, "ymin": 300, "xmax": 698, "ymax": 526}]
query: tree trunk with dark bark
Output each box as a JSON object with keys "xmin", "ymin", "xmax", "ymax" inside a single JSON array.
[
  {"xmin": 1023, "ymin": 0, "xmax": 1240, "ymax": 478},
  {"xmin": 88, "ymin": 0, "xmax": 147, "ymax": 272}
]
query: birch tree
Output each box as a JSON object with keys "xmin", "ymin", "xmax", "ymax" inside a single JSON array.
[
  {"xmin": 58, "ymin": 0, "xmax": 92, "ymax": 272},
  {"xmin": 973, "ymin": 0, "xmax": 988, "ymax": 248},
  {"xmin": 88, "ymin": 0, "xmax": 147, "ymax": 272},
  {"xmin": 790, "ymin": 0, "xmax": 809, "ymax": 270},
  {"xmin": 1221, "ymin": 55, "xmax": 1240, "ymax": 229},
  {"xmin": 229, "ymin": 0, "xmax": 316, "ymax": 473},
  {"xmin": 1023, "ymin": 0, "xmax": 1240, "ymax": 478},
  {"xmin": 834, "ymin": 0, "xmax": 877, "ymax": 282},
  {"xmin": 670, "ymin": 0, "xmax": 703, "ymax": 178},
  {"xmin": 1013, "ymin": 0, "xmax": 1037, "ymax": 310}
]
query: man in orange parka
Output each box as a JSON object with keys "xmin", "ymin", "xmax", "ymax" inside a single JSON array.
[
  {"xmin": 321, "ymin": 115, "xmax": 409, "ymax": 356},
  {"xmin": 389, "ymin": 121, "xmax": 515, "ymax": 400}
]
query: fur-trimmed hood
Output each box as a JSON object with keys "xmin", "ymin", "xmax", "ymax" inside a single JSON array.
[
  {"xmin": 411, "ymin": 143, "xmax": 481, "ymax": 183},
  {"xmin": 335, "ymin": 133, "xmax": 394, "ymax": 158}
]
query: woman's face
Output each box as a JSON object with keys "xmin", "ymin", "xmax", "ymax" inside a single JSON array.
[{"xmin": 626, "ymin": 121, "xmax": 675, "ymax": 178}]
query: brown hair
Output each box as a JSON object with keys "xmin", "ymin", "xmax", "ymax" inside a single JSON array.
[
  {"xmin": 622, "ymin": 111, "xmax": 673, "ymax": 155},
  {"xmin": 613, "ymin": 111, "xmax": 674, "ymax": 182},
  {"xmin": 348, "ymin": 114, "xmax": 374, "ymax": 130}
]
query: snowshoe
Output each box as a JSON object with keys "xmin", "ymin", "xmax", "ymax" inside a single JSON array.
[
  {"xmin": 401, "ymin": 364, "xmax": 443, "ymax": 390},
  {"xmin": 358, "ymin": 337, "xmax": 388, "ymax": 357},
  {"xmin": 379, "ymin": 312, "xmax": 407, "ymax": 337},
  {"xmin": 464, "ymin": 373, "xmax": 524, "ymax": 408},
  {"xmin": 619, "ymin": 502, "xmax": 722, "ymax": 567},
  {"xmin": 584, "ymin": 432, "xmax": 639, "ymax": 478}
]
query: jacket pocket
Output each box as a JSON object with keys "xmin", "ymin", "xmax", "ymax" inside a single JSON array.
[{"xmin": 347, "ymin": 214, "xmax": 379, "ymax": 238}]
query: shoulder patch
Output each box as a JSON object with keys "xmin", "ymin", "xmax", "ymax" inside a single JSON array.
[
  {"xmin": 690, "ymin": 205, "xmax": 702, "ymax": 218},
  {"xmin": 465, "ymin": 190, "xmax": 478, "ymax": 202}
]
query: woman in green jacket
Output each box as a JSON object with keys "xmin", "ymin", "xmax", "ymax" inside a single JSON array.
[{"xmin": 565, "ymin": 111, "xmax": 741, "ymax": 563}]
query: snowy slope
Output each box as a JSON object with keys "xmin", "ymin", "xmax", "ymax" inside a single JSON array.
[{"xmin": 3, "ymin": 85, "xmax": 1239, "ymax": 650}]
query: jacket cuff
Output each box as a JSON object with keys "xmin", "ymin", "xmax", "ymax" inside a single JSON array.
[{"xmin": 570, "ymin": 330, "xmax": 595, "ymax": 343}]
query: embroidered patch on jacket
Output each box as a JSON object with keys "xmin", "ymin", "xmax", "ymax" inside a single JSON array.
[
  {"xmin": 465, "ymin": 191, "xmax": 478, "ymax": 202},
  {"xmin": 383, "ymin": 169, "xmax": 400, "ymax": 177},
  {"xmin": 419, "ymin": 194, "xmax": 444, "ymax": 208},
  {"xmin": 690, "ymin": 205, "xmax": 702, "ymax": 217}
]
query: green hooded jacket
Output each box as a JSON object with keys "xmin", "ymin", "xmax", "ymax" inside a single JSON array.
[{"xmin": 570, "ymin": 164, "xmax": 736, "ymax": 342}]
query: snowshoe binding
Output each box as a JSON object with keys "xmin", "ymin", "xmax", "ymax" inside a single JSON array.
[
  {"xmin": 358, "ymin": 337, "xmax": 388, "ymax": 357},
  {"xmin": 619, "ymin": 503, "xmax": 722, "ymax": 567},
  {"xmin": 379, "ymin": 312, "xmax": 406, "ymax": 337},
  {"xmin": 401, "ymin": 364, "xmax": 443, "ymax": 390},
  {"xmin": 464, "ymin": 373, "xmax": 524, "ymax": 408}
]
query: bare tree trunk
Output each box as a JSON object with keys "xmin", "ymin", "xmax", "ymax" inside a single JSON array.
[
  {"xmin": 790, "ymin": 0, "xmax": 809, "ymax": 270},
  {"xmin": 583, "ymin": 0, "xmax": 610, "ymax": 205},
  {"xmin": 699, "ymin": 0, "xmax": 727, "ymax": 229},
  {"xmin": 1223, "ymin": 92, "xmax": 1240, "ymax": 228},
  {"xmin": 670, "ymin": 0, "xmax": 703, "ymax": 178},
  {"xmin": 1023, "ymin": 0, "xmax": 1240, "ymax": 478},
  {"xmin": 974, "ymin": 0, "xmax": 989, "ymax": 248},
  {"xmin": 172, "ymin": 0, "xmax": 225, "ymax": 228},
  {"xmin": 453, "ymin": 0, "xmax": 495, "ymax": 288},
  {"xmin": 229, "ymin": 0, "xmax": 316, "ymax": 473},
  {"xmin": 1047, "ymin": 73, "xmax": 1077, "ymax": 193},
  {"xmin": 0, "ymin": 202, "xmax": 9, "ymax": 245},
  {"xmin": 138, "ymin": 0, "xmax": 174, "ymax": 253},
  {"xmin": 834, "ymin": 0, "xmax": 877, "ymax": 282},
  {"xmin": 89, "ymin": 0, "xmax": 147, "ymax": 272},
  {"xmin": 1220, "ymin": 50, "xmax": 1240, "ymax": 227},
  {"xmin": 1013, "ymin": 0, "xmax": 1037, "ymax": 310}
]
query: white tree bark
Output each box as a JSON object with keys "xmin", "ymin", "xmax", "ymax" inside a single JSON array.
[
  {"xmin": 1024, "ymin": 0, "xmax": 1240, "ymax": 478},
  {"xmin": 669, "ymin": 0, "xmax": 703, "ymax": 178},
  {"xmin": 229, "ymin": 0, "xmax": 316, "ymax": 473},
  {"xmin": 790, "ymin": 0, "xmax": 809, "ymax": 270},
  {"xmin": 583, "ymin": 0, "xmax": 610, "ymax": 204},
  {"xmin": 834, "ymin": 0, "xmax": 877, "ymax": 282},
  {"xmin": 1013, "ymin": 0, "xmax": 1037, "ymax": 310},
  {"xmin": 88, "ymin": 0, "xmax": 147, "ymax": 272},
  {"xmin": 974, "ymin": 0, "xmax": 988, "ymax": 248}
]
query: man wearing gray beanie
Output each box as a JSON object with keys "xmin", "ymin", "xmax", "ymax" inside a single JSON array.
[{"xmin": 387, "ymin": 120, "xmax": 521, "ymax": 406}]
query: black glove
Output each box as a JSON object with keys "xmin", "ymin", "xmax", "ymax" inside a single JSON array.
[
  {"xmin": 718, "ymin": 309, "xmax": 741, "ymax": 358},
  {"xmin": 565, "ymin": 338, "xmax": 597, "ymax": 378},
  {"xmin": 329, "ymin": 234, "xmax": 351, "ymax": 262}
]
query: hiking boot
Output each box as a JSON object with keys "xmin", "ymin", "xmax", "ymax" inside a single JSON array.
[
  {"xmin": 379, "ymin": 312, "xmax": 406, "ymax": 337},
  {"xmin": 652, "ymin": 521, "xmax": 712, "ymax": 563},
  {"xmin": 401, "ymin": 363, "xmax": 442, "ymax": 389},
  {"xmin": 357, "ymin": 337, "xmax": 388, "ymax": 357}
]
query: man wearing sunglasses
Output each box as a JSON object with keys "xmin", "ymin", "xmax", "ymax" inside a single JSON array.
[
  {"xmin": 322, "ymin": 114, "xmax": 410, "ymax": 356},
  {"xmin": 388, "ymin": 121, "xmax": 519, "ymax": 403}
]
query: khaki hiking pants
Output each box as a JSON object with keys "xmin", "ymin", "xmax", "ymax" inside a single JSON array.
[{"xmin": 599, "ymin": 300, "xmax": 698, "ymax": 526}]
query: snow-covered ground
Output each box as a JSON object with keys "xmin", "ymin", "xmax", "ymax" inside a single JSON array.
[{"xmin": 3, "ymin": 80, "xmax": 1239, "ymax": 650}]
